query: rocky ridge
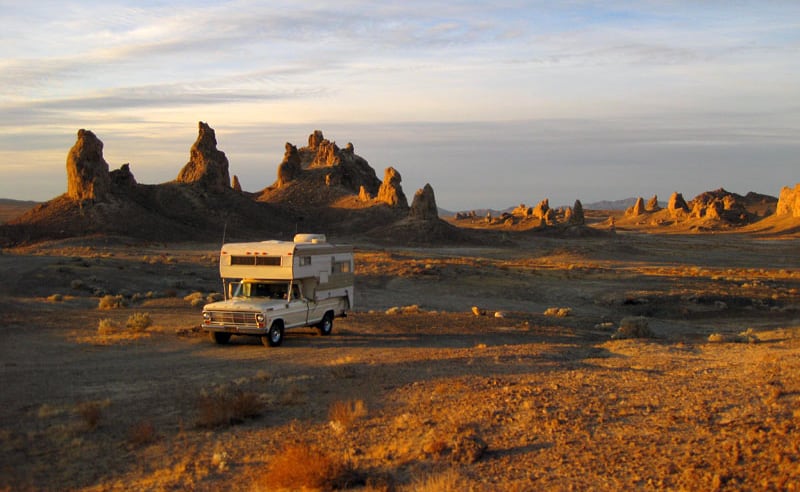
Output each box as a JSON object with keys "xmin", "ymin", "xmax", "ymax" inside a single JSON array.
[{"xmin": 0, "ymin": 125, "xmax": 451, "ymax": 245}]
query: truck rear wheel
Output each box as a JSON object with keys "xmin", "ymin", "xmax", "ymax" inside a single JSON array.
[
  {"xmin": 209, "ymin": 331, "xmax": 231, "ymax": 345},
  {"xmin": 317, "ymin": 312, "xmax": 334, "ymax": 336},
  {"xmin": 262, "ymin": 321, "xmax": 284, "ymax": 347}
]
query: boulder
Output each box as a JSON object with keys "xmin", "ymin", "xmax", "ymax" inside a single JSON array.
[
  {"xmin": 376, "ymin": 167, "xmax": 409, "ymax": 208},
  {"xmin": 409, "ymin": 184, "xmax": 438, "ymax": 220},
  {"xmin": 645, "ymin": 194, "xmax": 661, "ymax": 211},
  {"xmin": 66, "ymin": 129, "xmax": 112, "ymax": 202},
  {"xmin": 175, "ymin": 122, "xmax": 230, "ymax": 191},
  {"xmin": 776, "ymin": 183, "xmax": 800, "ymax": 218}
]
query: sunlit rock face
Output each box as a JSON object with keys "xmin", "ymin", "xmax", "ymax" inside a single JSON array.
[
  {"xmin": 176, "ymin": 121, "xmax": 230, "ymax": 191},
  {"xmin": 777, "ymin": 183, "xmax": 800, "ymax": 218},
  {"xmin": 66, "ymin": 129, "xmax": 112, "ymax": 202}
]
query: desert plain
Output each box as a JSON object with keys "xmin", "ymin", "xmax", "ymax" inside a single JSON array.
[{"xmin": 0, "ymin": 226, "xmax": 798, "ymax": 491}]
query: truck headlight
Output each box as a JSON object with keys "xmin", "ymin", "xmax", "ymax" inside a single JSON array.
[
  {"xmin": 255, "ymin": 313, "xmax": 265, "ymax": 323},
  {"xmin": 202, "ymin": 312, "xmax": 211, "ymax": 322}
]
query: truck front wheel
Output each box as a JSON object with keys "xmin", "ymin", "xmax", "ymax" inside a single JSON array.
[
  {"xmin": 317, "ymin": 312, "xmax": 334, "ymax": 336},
  {"xmin": 262, "ymin": 321, "xmax": 284, "ymax": 347}
]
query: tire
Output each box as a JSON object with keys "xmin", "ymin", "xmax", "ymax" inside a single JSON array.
[
  {"xmin": 209, "ymin": 331, "xmax": 231, "ymax": 345},
  {"xmin": 262, "ymin": 321, "xmax": 284, "ymax": 347},
  {"xmin": 317, "ymin": 312, "xmax": 333, "ymax": 336}
]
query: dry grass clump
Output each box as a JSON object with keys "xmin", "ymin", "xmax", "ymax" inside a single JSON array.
[
  {"xmin": 97, "ymin": 318, "xmax": 119, "ymax": 335},
  {"xmin": 128, "ymin": 420, "xmax": 159, "ymax": 447},
  {"xmin": 125, "ymin": 312, "xmax": 152, "ymax": 332},
  {"xmin": 255, "ymin": 442, "xmax": 361, "ymax": 490},
  {"xmin": 611, "ymin": 316, "xmax": 653, "ymax": 339},
  {"xmin": 183, "ymin": 291, "xmax": 206, "ymax": 307},
  {"xmin": 196, "ymin": 388, "xmax": 262, "ymax": 428},
  {"xmin": 408, "ymin": 468, "xmax": 468, "ymax": 492},
  {"xmin": 544, "ymin": 307, "xmax": 572, "ymax": 317},
  {"xmin": 329, "ymin": 399, "xmax": 368, "ymax": 432},
  {"xmin": 98, "ymin": 294, "xmax": 126, "ymax": 310}
]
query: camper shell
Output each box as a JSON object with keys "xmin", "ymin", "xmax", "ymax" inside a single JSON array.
[{"xmin": 202, "ymin": 234, "xmax": 354, "ymax": 347}]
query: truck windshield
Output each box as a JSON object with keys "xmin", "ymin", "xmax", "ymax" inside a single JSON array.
[{"xmin": 231, "ymin": 282, "xmax": 289, "ymax": 299}]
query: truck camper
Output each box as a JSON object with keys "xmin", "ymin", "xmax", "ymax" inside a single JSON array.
[{"xmin": 201, "ymin": 234, "xmax": 353, "ymax": 347}]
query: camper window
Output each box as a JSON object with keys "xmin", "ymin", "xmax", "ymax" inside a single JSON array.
[{"xmin": 333, "ymin": 260, "xmax": 351, "ymax": 273}]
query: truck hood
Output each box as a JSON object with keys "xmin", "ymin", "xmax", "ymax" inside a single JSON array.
[{"xmin": 202, "ymin": 298, "xmax": 288, "ymax": 312}]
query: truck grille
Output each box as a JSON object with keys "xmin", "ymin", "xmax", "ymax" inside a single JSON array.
[{"xmin": 206, "ymin": 311, "xmax": 259, "ymax": 327}]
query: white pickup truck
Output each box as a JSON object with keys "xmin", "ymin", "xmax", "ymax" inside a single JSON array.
[{"xmin": 201, "ymin": 234, "xmax": 353, "ymax": 347}]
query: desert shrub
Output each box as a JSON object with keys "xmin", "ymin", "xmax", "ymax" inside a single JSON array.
[
  {"xmin": 402, "ymin": 304, "xmax": 421, "ymax": 314},
  {"xmin": 184, "ymin": 291, "xmax": 205, "ymax": 307},
  {"xmin": 75, "ymin": 400, "xmax": 108, "ymax": 431},
  {"xmin": 708, "ymin": 329, "xmax": 759, "ymax": 344},
  {"xmin": 47, "ymin": 294, "xmax": 63, "ymax": 302},
  {"xmin": 97, "ymin": 318, "xmax": 119, "ymax": 335},
  {"xmin": 256, "ymin": 443, "xmax": 360, "ymax": 490},
  {"xmin": 128, "ymin": 420, "xmax": 158, "ymax": 446},
  {"xmin": 544, "ymin": 307, "xmax": 572, "ymax": 317},
  {"xmin": 385, "ymin": 306, "xmax": 401, "ymax": 315},
  {"xmin": 206, "ymin": 292, "xmax": 223, "ymax": 303},
  {"xmin": 98, "ymin": 294, "xmax": 126, "ymax": 310},
  {"xmin": 125, "ymin": 312, "xmax": 152, "ymax": 332},
  {"xmin": 612, "ymin": 317, "xmax": 653, "ymax": 339},
  {"xmin": 329, "ymin": 399, "xmax": 367, "ymax": 432},
  {"xmin": 196, "ymin": 388, "xmax": 262, "ymax": 428}
]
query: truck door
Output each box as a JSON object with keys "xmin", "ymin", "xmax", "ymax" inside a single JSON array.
[{"xmin": 283, "ymin": 283, "xmax": 309, "ymax": 328}]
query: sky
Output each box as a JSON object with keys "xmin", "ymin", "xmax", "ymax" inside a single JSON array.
[{"xmin": 1, "ymin": 1, "xmax": 798, "ymax": 210}]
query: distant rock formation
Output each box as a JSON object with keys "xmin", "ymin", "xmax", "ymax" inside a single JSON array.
[
  {"xmin": 276, "ymin": 143, "xmax": 303, "ymax": 188},
  {"xmin": 532, "ymin": 199, "xmax": 549, "ymax": 220},
  {"xmin": 570, "ymin": 199, "xmax": 585, "ymax": 225},
  {"xmin": 409, "ymin": 183, "xmax": 438, "ymax": 220},
  {"xmin": 231, "ymin": 175, "xmax": 242, "ymax": 192},
  {"xmin": 175, "ymin": 122, "xmax": 230, "ymax": 191},
  {"xmin": 625, "ymin": 197, "xmax": 646, "ymax": 217},
  {"xmin": 376, "ymin": 167, "xmax": 408, "ymax": 208},
  {"xmin": 66, "ymin": 129, "xmax": 112, "ymax": 202},
  {"xmin": 646, "ymin": 195, "xmax": 661, "ymax": 212},
  {"xmin": 667, "ymin": 192, "xmax": 689, "ymax": 216},
  {"xmin": 777, "ymin": 183, "xmax": 800, "ymax": 218}
]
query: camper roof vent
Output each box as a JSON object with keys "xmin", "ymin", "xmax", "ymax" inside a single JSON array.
[{"xmin": 293, "ymin": 233, "xmax": 327, "ymax": 244}]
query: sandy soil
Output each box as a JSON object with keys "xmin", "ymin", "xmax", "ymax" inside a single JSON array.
[{"xmin": 0, "ymin": 232, "xmax": 798, "ymax": 491}]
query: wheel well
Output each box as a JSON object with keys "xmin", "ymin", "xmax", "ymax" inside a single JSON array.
[{"xmin": 271, "ymin": 319, "xmax": 284, "ymax": 328}]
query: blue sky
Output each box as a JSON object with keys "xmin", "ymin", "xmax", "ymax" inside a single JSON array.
[{"xmin": 1, "ymin": 1, "xmax": 798, "ymax": 210}]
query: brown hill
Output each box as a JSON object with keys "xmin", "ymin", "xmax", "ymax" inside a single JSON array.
[{"xmin": 0, "ymin": 199, "xmax": 39, "ymax": 224}]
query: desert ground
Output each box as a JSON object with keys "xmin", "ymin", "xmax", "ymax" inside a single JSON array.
[{"xmin": 0, "ymin": 231, "xmax": 798, "ymax": 491}]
